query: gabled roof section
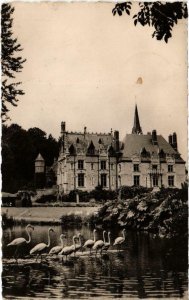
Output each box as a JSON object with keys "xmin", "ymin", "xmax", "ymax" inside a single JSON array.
[
  {"xmin": 121, "ymin": 134, "xmax": 184, "ymax": 163},
  {"xmin": 65, "ymin": 132, "xmax": 115, "ymax": 154}
]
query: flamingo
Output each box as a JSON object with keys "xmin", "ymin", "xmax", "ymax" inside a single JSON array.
[
  {"xmin": 7, "ymin": 224, "xmax": 34, "ymax": 261},
  {"xmin": 59, "ymin": 235, "xmax": 78, "ymax": 261},
  {"xmin": 74, "ymin": 233, "xmax": 82, "ymax": 254},
  {"xmin": 30, "ymin": 227, "xmax": 54, "ymax": 261},
  {"xmin": 102, "ymin": 231, "xmax": 111, "ymax": 252},
  {"xmin": 93, "ymin": 230, "xmax": 105, "ymax": 256},
  {"xmin": 113, "ymin": 229, "xmax": 126, "ymax": 252},
  {"xmin": 83, "ymin": 229, "xmax": 97, "ymax": 255},
  {"xmin": 49, "ymin": 234, "xmax": 66, "ymax": 256}
]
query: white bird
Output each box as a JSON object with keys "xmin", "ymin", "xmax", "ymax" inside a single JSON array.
[
  {"xmin": 93, "ymin": 230, "xmax": 105, "ymax": 256},
  {"xmin": 30, "ymin": 227, "xmax": 54, "ymax": 261},
  {"xmin": 59, "ymin": 235, "xmax": 78, "ymax": 261},
  {"xmin": 74, "ymin": 233, "xmax": 82, "ymax": 254},
  {"xmin": 7, "ymin": 224, "xmax": 34, "ymax": 261},
  {"xmin": 113, "ymin": 229, "xmax": 126, "ymax": 252},
  {"xmin": 49, "ymin": 234, "xmax": 66, "ymax": 255},
  {"xmin": 102, "ymin": 231, "xmax": 111, "ymax": 252},
  {"xmin": 83, "ymin": 229, "xmax": 97, "ymax": 255}
]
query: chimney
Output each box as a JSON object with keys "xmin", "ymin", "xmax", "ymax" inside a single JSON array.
[
  {"xmin": 168, "ymin": 134, "xmax": 173, "ymax": 146},
  {"xmin": 152, "ymin": 130, "xmax": 158, "ymax": 145},
  {"xmin": 61, "ymin": 121, "xmax": 66, "ymax": 134},
  {"xmin": 114, "ymin": 130, "xmax": 120, "ymax": 152},
  {"xmin": 172, "ymin": 132, "xmax": 178, "ymax": 151}
]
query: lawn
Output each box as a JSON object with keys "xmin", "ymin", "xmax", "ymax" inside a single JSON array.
[{"xmin": 2, "ymin": 207, "xmax": 99, "ymax": 222}]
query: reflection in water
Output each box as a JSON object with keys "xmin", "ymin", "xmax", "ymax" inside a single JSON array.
[{"xmin": 2, "ymin": 225, "xmax": 188, "ymax": 299}]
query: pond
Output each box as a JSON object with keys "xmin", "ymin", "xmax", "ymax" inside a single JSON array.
[{"xmin": 2, "ymin": 224, "xmax": 188, "ymax": 299}]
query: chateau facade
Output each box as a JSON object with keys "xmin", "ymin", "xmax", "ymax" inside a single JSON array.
[{"xmin": 55, "ymin": 106, "xmax": 185, "ymax": 194}]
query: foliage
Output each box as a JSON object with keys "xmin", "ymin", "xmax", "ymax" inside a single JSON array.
[
  {"xmin": 2, "ymin": 212, "xmax": 14, "ymax": 228},
  {"xmin": 36, "ymin": 194, "xmax": 57, "ymax": 204},
  {"xmin": 60, "ymin": 214, "xmax": 82, "ymax": 226},
  {"xmin": 2, "ymin": 123, "xmax": 59, "ymax": 193},
  {"xmin": 1, "ymin": 4, "xmax": 26, "ymax": 122},
  {"xmin": 92, "ymin": 186, "xmax": 188, "ymax": 238},
  {"xmin": 112, "ymin": 2, "xmax": 188, "ymax": 42},
  {"xmin": 118, "ymin": 185, "xmax": 152, "ymax": 200}
]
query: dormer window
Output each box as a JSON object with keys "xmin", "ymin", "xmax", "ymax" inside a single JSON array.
[
  {"xmin": 159, "ymin": 149, "xmax": 165, "ymax": 158},
  {"xmin": 87, "ymin": 140, "xmax": 95, "ymax": 155},
  {"xmin": 69, "ymin": 144, "xmax": 76, "ymax": 155}
]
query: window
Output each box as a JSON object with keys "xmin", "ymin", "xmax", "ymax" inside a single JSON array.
[
  {"xmin": 168, "ymin": 176, "xmax": 174, "ymax": 187},
  {"xmin": 78, "ymin": 174, "xmax": 84, "ymax": 187},
  {"xmin": 133, "ymin": 164, "xmax": 139, "ymax": 172},
  {"xmin": 71, "ymin": 163, "xmax": 74, "ymax": 170},
  {"xmin": 168, "ymin": 165, "xmax": 173, "ymax": 172},
  {"xmin": 91, "ymin": 177, "xmax": 94, "ymax": 186},
  {"xmin": 78, "ymin": 160, "xmax": 84, "ymax": 170},
  {"xmin": 101, "ymin": 174, "xmax": 107, "ymax": 187},
  {"xmin": 101, "ymin": 160, "xmax": 106, "ymax": 170},
  {"xmin": 152, "ymin": 165, "xmax": 157, "ymax": 170},
  {"xmin": 111, "ymin": 176, "xmax": 114, "ymax": 186},
  {"xmin": 111, "ymin": 163, "xmax": 114, "ymax": 170},
  {"xmin": 153, "ymin": 175, "xmax": 158, "ymax": 187},
  {"xmin": 134, "ymin": 175, "xmax": 140, "ymax": 186},
  {"xmin": 91, "ymin": 163, "xmax": 94, "ymax": 170}
]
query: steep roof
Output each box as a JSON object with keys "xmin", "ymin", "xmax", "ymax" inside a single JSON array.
[
  {"xmin": 121, "ymin": 133, "xmax": 184, "ymax": 162},
  {"xmin": 35, "ymin": 153, "xmax": 44, "ymax": 161},
  {"xmin": 132, "ymin": 105, "xmax": 142, "ymax": 134},
  {"xmin": 64, "ymin": 132, "xmax": 115, "ymax": 155}
]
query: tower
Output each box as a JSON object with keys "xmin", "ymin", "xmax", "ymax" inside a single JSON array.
[
  {"xmin": 132, "ymin": 105, "xmax": 143, "ymax": 134},
  {"xmin": 35, "ymin": 153, "xmax": 45, "ymax": 189}
]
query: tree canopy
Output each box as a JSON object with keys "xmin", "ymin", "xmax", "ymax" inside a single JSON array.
[
  {"xmin": 1, "ymin": 4, "xmax": 26, "ymax": 122},
  {"xmin": 2, "ymin": 124, "xmax": 60, "ymax": 193},
  {"xmin": 112, "ymin": 2, "xmax": 188, "ymax": 43}
]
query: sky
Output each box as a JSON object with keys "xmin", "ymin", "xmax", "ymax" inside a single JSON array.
[{"xmin": 7, "ymin": 2, "xmax": 187, "ymax": 160}]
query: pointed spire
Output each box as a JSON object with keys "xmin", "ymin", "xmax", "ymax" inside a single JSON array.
[{"xmin": 132, "ymin": 105, "xmax": 143, "ymax": 134}]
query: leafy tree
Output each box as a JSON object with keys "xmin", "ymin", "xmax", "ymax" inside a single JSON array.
[
  {"xmin": 112, "ymin": 2, "xmax": 188, "ymax": 43},
  {"xmin": 1, "ymin": 4, "xmax": 26, "ymax": 122},
  {"xmin": 2, "ymin": 124, "xmax": 59, "ymax": 193}
]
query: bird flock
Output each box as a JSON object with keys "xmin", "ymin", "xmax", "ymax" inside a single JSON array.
[{"xmin": 7, "ymin": 225, "xmax": 126, "ymax": 263}]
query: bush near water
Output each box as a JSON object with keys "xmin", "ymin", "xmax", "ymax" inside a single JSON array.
[{"xmin": 90, "ymin": 185, "xmax": 188, "ymax": 238}]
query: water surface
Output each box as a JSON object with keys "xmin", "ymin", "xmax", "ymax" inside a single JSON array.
[{"xmin": 2, "ymin": 224, "xmax": 188, "ymax": 299}]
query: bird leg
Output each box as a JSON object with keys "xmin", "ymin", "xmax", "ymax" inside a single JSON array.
[
  {"xmin": 14, "ymin": 247, "xmax": 19, "ymax": 263},
  {"xmin": 35, "ymin": 254, "xmax": 39, "ymax": 262}
]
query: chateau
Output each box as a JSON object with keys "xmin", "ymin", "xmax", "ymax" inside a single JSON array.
[{"xmin": 35, "ymin": 106, "xmax": 186, "ymax": 193}]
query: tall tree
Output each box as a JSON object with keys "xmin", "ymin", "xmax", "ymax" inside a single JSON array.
[
  {"xmin": 112, "ymin": 2, "xmax": 188, "ymax": 43},
  {"xmin": 1, "ymin": 4, "xmax": 26, "ymax": 122}
]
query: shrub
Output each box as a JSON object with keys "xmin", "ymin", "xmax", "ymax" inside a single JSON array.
[
  {"xmin": 118, "ymin": 186, "xmax": 152, "ymax": 200},
  {"xmin": 36, "ymin": 194, "xmax": 57, "ymax": 204}
]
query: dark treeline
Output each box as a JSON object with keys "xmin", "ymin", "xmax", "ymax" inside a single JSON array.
[{"xmin": 2, "ymin": 124, "xmax": 60, "ymax": 193}]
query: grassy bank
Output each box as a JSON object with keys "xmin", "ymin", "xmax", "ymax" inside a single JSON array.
[
  {"xmin": 89, "ymin": 187, "xmax": 188, "ymax": 238},
  {"xmin": 2, "ymin": 206, "xmax": 100, "ymax": 227}
]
